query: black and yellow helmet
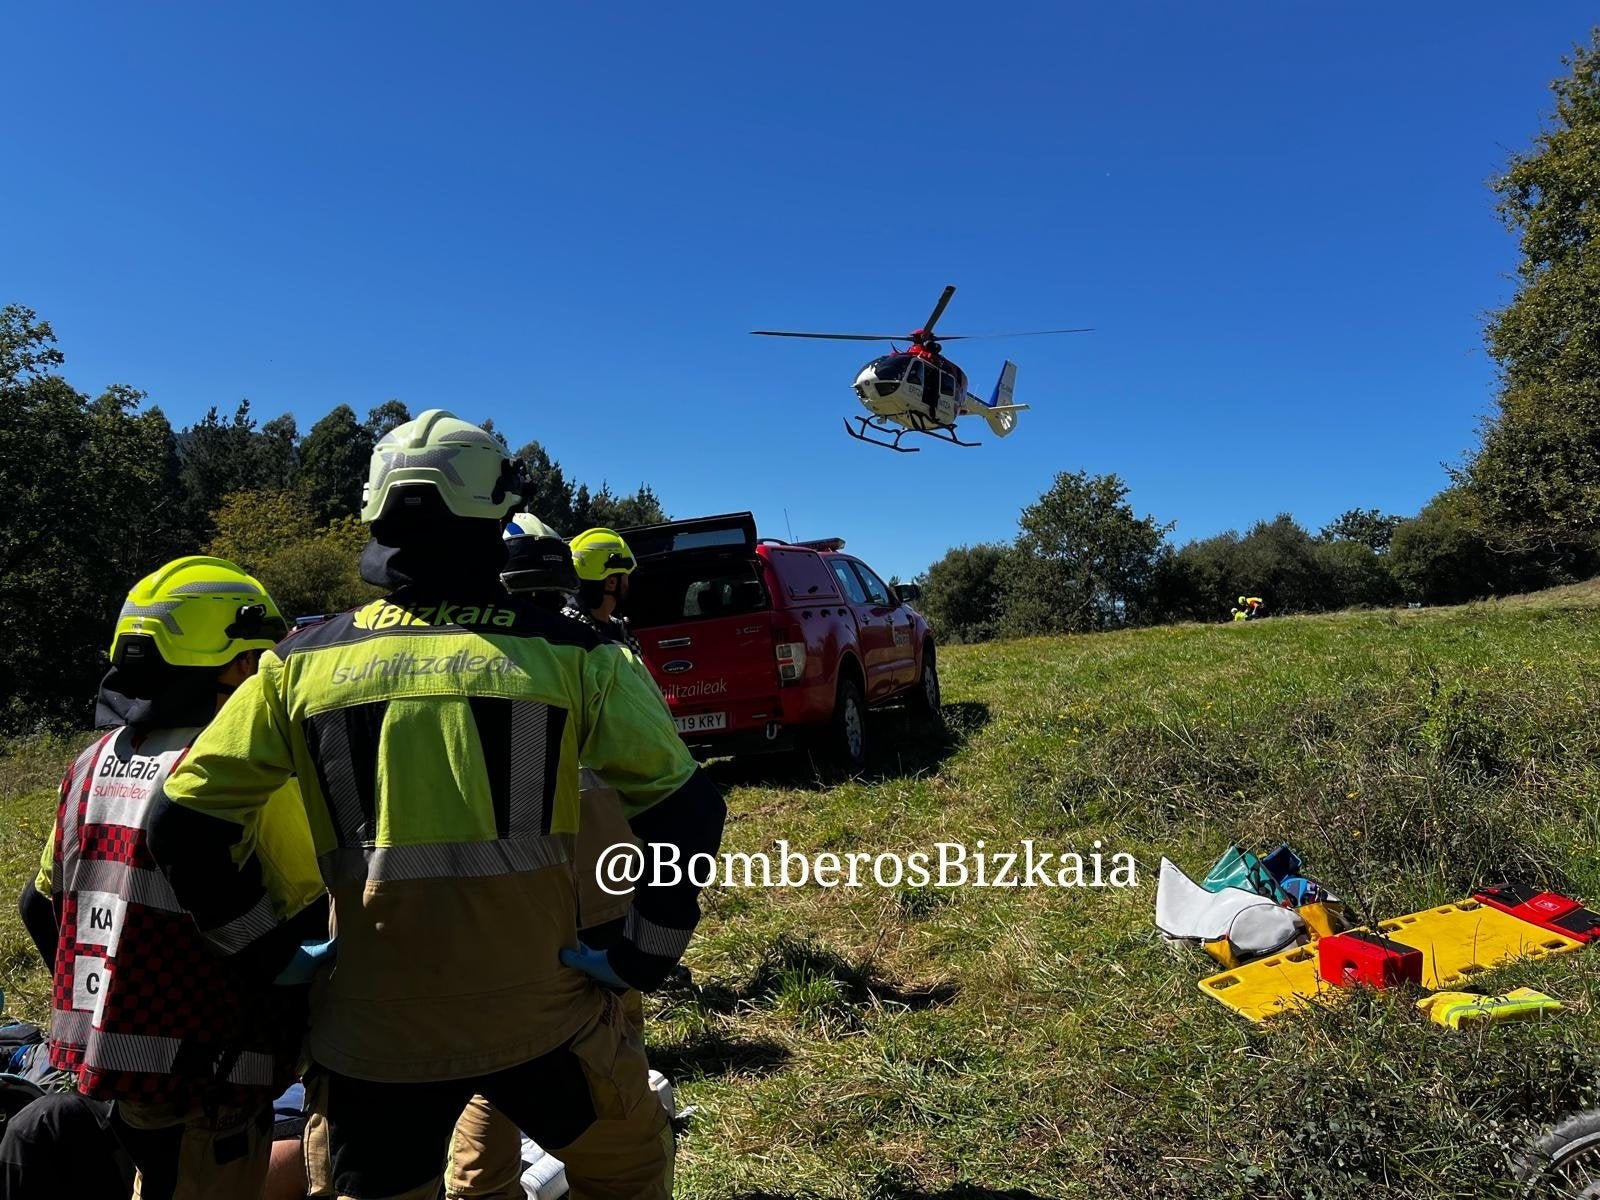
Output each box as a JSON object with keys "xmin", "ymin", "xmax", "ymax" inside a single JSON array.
[{"xmin": 502, "ymin": 513, "xmax": 579, "ymax": 594}]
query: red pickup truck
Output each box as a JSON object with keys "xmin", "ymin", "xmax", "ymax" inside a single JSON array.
[{"xmin": 623, "ymin": 513, "xmax": 939, "ymax": 767}]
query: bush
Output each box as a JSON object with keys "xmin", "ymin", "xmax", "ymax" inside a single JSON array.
[
  {"xmin": 1313, "ymin": 539, "xmax": 1399, "ymax": 609},
  {"xmin": 918, "ymin": 544, "xmax": 1010, "ymax": 643},
  {"xmin": 254, "ymin": 517, "xmax": 378, "ymax": 619},
  {"xmin": 1388, "ymin": 488, "xmax": 1541, "ymax": 605},
  {"xmin": 998, "ymin": 471, "xmax": 1170, "ymax": 637}
]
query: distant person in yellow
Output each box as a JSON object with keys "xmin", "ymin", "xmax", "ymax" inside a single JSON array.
[{"xmin": 1238, "ymin": 595, "xmax": 1265, "ymax": 619}]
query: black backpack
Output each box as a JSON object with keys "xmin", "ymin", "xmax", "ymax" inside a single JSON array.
[{"xmin": 0, "ymin": 1072, "xmax": 46, "ymax": 1140}]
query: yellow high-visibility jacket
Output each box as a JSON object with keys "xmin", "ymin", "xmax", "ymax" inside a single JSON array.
[{"xmin": 153, "ymin": 593, "xmax": 725, "ymax": 1082}]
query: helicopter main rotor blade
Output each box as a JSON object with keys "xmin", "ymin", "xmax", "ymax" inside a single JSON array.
[
  {"xmin": 921, "ymin": 285, "xmax": 957, "ymax": 337},
  {"xmin": 749, "ymin": 331, "xmax": 905, "ymax": 341},
  {"xmin": 936, "ymin": 328, "xmax": 1095, "ymax": 341}
]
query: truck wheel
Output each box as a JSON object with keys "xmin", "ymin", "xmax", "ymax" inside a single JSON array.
[
  {"xmin": 824, "ymin": 676, "xmax": 868, "ymax": 771},
  {"xmin": 908, "ymin": 648, "xmax": 942, "ymax": 727}
]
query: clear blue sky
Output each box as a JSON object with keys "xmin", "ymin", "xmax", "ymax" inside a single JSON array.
[{"xmin": 4, "ymin": 3, "xmax": 1593, "ymax": 581}]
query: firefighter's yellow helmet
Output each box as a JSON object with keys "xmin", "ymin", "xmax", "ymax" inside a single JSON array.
[
  {"xmin": 570, "ymin": 528, "xmax": 637, "ymax": 582},
  {"xmin": 361, "ymin": 409, "xmax": 525, "ymax": 522},
  {"xmin": 109, "ymin": 556, "xmax": 286, "ymax": 669}
]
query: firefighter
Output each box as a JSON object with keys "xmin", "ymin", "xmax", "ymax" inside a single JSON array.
[
  {"xmin": 561, "ymin": 524, "xmax": 666, "ymax": 718},
  {"xmin": 436, "ymin": 513, "xmax": 658, "ymax": 1200},
  {"xmin": 148, "ymin": 411, "xmax": 726, "ymax": 1200},
  {"xmin": 18, "ymin": 556, "xmax": 325, "ymax": 1200},
  {"xmin": 433, "ymin": 513, "xmax": 636, "ymax": 1200},
  {"xmin": 499, "ymin": 516, "xmax": 642, "ymax": 958},
  {"xmin": 565, "ymin": 527, "xmax": 643, "ymax": 654}
]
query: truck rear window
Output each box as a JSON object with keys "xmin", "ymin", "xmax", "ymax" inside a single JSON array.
[{"xmin": 629, "ymin": 559, "xmax": 771, "ymax": 629}]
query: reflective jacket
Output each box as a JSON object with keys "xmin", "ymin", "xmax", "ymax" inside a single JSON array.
[
  {"xmin": 560, "ymin": 605, "xmax": 669, "ymax": 717},
  {"xmin": 562, "ymin": 604, "xmax": 644, "ymax": 657},
  {"xmin": 40, "ymin": 725, "xmax": 322, "ymax": 1107},
  {"xmin": 153, "ymin": 590, "xmax": 725, "ymax": 1082}
]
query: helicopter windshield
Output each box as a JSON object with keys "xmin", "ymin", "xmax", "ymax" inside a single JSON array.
[{"xmin": 866, "ymin": 355, "xmax": 909, "ymax": 381}]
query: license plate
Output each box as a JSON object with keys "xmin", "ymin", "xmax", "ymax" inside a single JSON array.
[{"xmin": 674, "ymin": 712, "xmax": 728, "ymax": 734}]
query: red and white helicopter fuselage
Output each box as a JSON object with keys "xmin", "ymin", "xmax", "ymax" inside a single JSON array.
[{"xmin": 853, "ymin": 344, "xmax": 1023, "ymax": 438}]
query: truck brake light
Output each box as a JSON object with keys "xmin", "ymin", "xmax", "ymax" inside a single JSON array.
[{"xmin": 773, "ymin": 622, "xmax": 806, "ymax": 683}]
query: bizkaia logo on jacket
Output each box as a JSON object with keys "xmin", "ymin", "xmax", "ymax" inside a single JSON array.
[{"xmin": 353, "ymin": 600, "xmax": 518, "ymax": 631}]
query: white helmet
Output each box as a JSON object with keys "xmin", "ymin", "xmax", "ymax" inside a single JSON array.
[
  {"xmin": 505, "ymin": 512, "xmax": 563, "ymax": 540},
  {"xmin": 361, "ymin": 409, "xmax": 525, "ymax": 522}
]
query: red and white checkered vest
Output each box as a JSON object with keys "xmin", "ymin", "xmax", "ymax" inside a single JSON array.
[{"xmin": 47, "ymin": 725, "xmax": 293, "ymax": 1107}]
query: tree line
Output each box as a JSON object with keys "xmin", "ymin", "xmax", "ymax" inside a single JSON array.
[
  {"xmin": 915, "ymin": 477, "xmax": 1547, "ymax": 644},
  {"xmin": 0, "ymin": 309, "xmax": 665, "ymax": 732},
  {"xmin": 917, "ymin": 30, "xmax": 1600, "ymax": 646}
]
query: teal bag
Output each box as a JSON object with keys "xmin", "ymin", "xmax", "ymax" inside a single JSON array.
[{"xmin": 1202, "ymin": 846, "xmax": 1290, "ymax": 904}]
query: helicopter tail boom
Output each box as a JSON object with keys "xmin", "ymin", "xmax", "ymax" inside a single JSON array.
[{"xmin": 961, "ymin": 360, "xmax": 1027, "ymax": 437}]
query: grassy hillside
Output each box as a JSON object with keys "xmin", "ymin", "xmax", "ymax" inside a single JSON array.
[{"xmin": 7, "ymin": 587, "xmax": 1600, "ymax": 1197}]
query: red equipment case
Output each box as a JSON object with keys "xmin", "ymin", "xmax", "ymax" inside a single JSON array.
[
  {"xmin": 1318, "ymin": 929, "xmax": 1423, "ymax": 989},
  {"xmin": 1474, "ymin": 883, "xmax": 1600, "ymax": 944}
]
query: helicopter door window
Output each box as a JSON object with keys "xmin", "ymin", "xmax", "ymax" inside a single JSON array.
[
  {"xmin": 940, "ymin": 372, "xmax": 955, "ymax": 398},
  {"xmin": 906, "ymin": 359, "xmax": 924, "ymax": 402}
]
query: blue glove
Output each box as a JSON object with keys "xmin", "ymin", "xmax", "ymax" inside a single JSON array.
[
  {"xmin": 274, "ymin": 939, "xmax": 336, "ymax": 986},
  {"xmin": 560, "ymin": 942, "xmax": 629, "ymax": 990}
]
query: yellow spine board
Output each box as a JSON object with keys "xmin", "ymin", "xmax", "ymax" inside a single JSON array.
[
  {"xmin": 1376, "ymin": 901, "xmax": 1581, "ymax": 989},
  {"xmin": 1199, "ymin": 944, "xmax": 1327, "ymax": 1022},
  {"xmin": 1199, "ymin": 900, "xmax": 1584, "ymax": 1022}
]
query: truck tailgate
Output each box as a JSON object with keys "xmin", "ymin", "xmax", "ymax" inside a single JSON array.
[{"xmin": 636, "ymin": 614, "xmax": 779, "ymax": 733}]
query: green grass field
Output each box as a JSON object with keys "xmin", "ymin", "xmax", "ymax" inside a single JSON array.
[{"xmin": 7, "ymin": 588, "xmax": 1600, "ymax": 1197}]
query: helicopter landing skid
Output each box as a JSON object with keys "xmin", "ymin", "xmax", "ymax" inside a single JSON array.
[
  {"xmin": 843, "ymin": 417, "xmax": 919, "ymax": 452},
  {"xmin": 843, "ymin": 415, "xmax": 982, "ymax": 452}
]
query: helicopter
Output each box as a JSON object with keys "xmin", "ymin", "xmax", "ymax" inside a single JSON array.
[{"xmin": 751, "ymin": 285, "xmax": 1091, "ymax": 452}]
